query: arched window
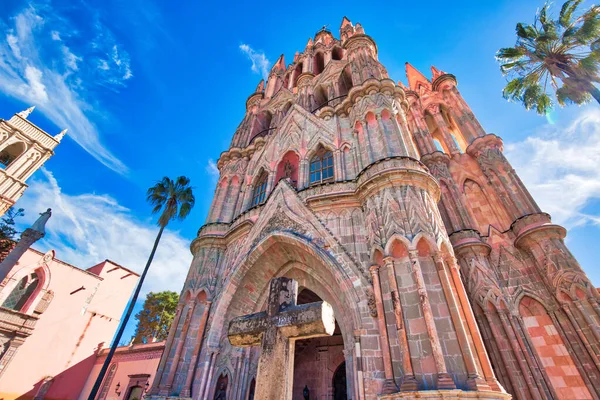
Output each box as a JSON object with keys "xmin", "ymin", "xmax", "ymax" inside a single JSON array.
[
  {"xmin": 310, "ymin": 147, "xmax": 334, "ymax": 184},
  {"xmin": 97, "ymin": 363, "xmax": 117, "ymax": 400},
  {"xmin": 0, "ymin": 142, "xmax": 26, "ymax": 168},
  {"xmin": 2, "ymin": 272, "xmax": 39, "ymax": 311},
  {"xmin": 251, "ymin": 172, "xmax": 268, "ymax": 207},
  {"xmin": 332, "ymin": 46, "xmax": 343, "ymax": 61},
  {"xmin": 313, "ymin": 52, "xmax": 325, "ymax": 75}
]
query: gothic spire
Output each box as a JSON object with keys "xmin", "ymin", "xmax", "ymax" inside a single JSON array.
[
  {"xmin": 270, "ymin": 54, "xmax": 286, "ymax": 74},
  {"xmin": 405, "ymin": 62, "xmax": 431, "ymax": 92}
]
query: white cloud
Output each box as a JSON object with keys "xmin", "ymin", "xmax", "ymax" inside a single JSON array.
[
  {"xmin": 61, "ymin": 45, "xmax": 81, "ymax": 71},
  {"xmin": 505, "ymin": 107, "xmax": 600, "ymax": 229},
  {"xmin": 239, "ymin": 43, "xmax": 270, "ymax": 81},
  {"xmin": 0, "ymin": 4, "xmax": 129, "ymax": 174},
  {"xmin": 6, "ymin": 34, "xmax": 21, "ymax": 59},
  {"xmin": 205, "ymin": 159, "xmax": 219, "ymax": 180},
  {"xmin": 16, "ymin": 168, "xmax": 193, "ymax": 295}
]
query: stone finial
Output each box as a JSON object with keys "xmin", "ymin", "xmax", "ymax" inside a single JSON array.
[
  {"xmin": 17, "ymin": 106, "xmax": 36, "ymax": 119},
  {"xmin": 431, "ymin": 65, "xmax": 447, "ymax": 80},
  {"xmin": 305, "ymin": 37, "xmax": 313, "ymax": 50},
  {"xmin": 31, "ymin": 208, "xmax": 52, "ymax": 235},
  {"xmin": 255, "ymin": 80, "xmax": 265, "ymax": 93},
  {"xmin": 405, "ymin": 62, "xmax": 432, "ymax": 92},
  {"xmin": 54, "ymin": 129, "xmax": 68, "ymax": 141},
  {"xmin": 270, "ymin": 54, "xmax": 286, "ymax": 74}
]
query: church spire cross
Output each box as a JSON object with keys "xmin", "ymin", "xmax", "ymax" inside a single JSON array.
[{"xmin": 228, "ymin": 277, "xmax": 335, "ymax": 400}]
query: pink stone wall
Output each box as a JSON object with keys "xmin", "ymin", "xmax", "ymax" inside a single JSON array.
[
  {"xmin": 0, "ymin": 249, "xmax": 138, "ymax": 400},
  {"xmin": 78, "ymin": 342, "xmax": 164, "ymax": 400}
]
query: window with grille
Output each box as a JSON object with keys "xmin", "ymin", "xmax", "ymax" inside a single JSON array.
[
  {"xmin": 309, "ymin": 148, "xmax": 334, "ymax": 184},
  {"xmin": 97, "ymin": 364, "xmax": 117, "ymax": 400},
  {"xmin": 251, "ymin": 173, "xmax": 268, "ymax": 207},
  {"xmin": 2, "ymin": 273, "xmax": 39, "ymax": 311}
]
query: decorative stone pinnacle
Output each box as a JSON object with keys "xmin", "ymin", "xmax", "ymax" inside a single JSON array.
[
  {"xmin": 55, "ymin": 129, "xmax": 68, "ymax": 141},
  {"xmin": 17, "ymin": 106, "xmax": 36, "ymax": 119}
]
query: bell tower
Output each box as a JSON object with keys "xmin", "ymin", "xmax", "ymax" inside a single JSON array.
[{"xmin": 0, "ymin": 107, "xmax": 64, "ymax": 216}]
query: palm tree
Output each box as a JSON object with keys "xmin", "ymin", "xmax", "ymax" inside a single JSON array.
[
  {"xmin": 497, "ymin": 0, "xmax": 600, "ymax": 114},
  {"xmin": 88, "ymin": 176, "xmax": 195, "ymax": 400}
]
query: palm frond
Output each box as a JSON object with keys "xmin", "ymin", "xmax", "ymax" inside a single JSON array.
[{"xmin": 559, "ymin": 0, "xmax": 584, "ymax": 28}]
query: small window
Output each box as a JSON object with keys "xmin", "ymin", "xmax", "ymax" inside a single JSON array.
[
  {"xmin": 251, "ymin": 172, "xmax": 268, "ymax": 207},
  {"xmin": 310, "ymin": 148, "xmax": 334, "ymax": 184},
  {"xmin": 0, "ymin": 142, "xmax": 25, "ymax": 168},
  {"xmin": 2, "ymin": 272, "xmax": 39, "ymax": 311}
]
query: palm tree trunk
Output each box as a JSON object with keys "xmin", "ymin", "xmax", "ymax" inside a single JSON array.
[{"xmin": 88, "ymin": 225, "xmax": 165, "ymax": 400}]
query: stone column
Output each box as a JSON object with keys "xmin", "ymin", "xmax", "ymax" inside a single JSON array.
[
  {"xmin": 181, "ymin": 301, "xmax": 211, "ymax": 397},
  {"xmin": 198, "ymin": 350, "xmax": 217, "ymax": 399},
  {"xmin": 431, "ymin": 111, "xmax": 459, "ymax": 155},
  {"xmin": 0, "ymin": 208, "xmax": 51, "ymax": 284},
  {"xmin": 161, "ymin": 301, "xmax": 197, "ymax": 394},
  {"xmin": 432, "ymin": 253, "xmax": 489, "ymax": 391},
  {"xmin": 574, "ymin": 301, "xmax": 600, "ymax": 343},
  {"xmin": 369, "ymin": 265, "xmax": 398, "ymax": 394},
  {"xmin": 496, "ymin": 311, "xmax": 543, "ymax": 400},
  {"xmin": 562, "ymin": 303, "xmax": 600, "ymax": 370},
  {"xmin": 353, "ymin": 333, "xmax": 366, "ymax": 400},
  {"xmin": 149, "ymin": 303, "xmax": 184, "ymax": 395},
  {"xmin": 446, "ymin": 255, "xmax": 503, "ymax": 392},
  {"xmin": 375, "ymin": 114, "xmax": 391, "ymax": 157},
  {"xmin": 389, "ymin": 112, "xmax": 410, "ymax": 157},
  {"xmin": 408, "ymin": 250, "xmax": 455, "ymax": 389},
  {"xmin": 382, "ymin": 257, "xmax": 417, "ymax": 390}
]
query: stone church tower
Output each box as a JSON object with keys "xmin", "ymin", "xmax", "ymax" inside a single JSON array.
[
  {"xmin": 148, "ymin": 18, "xmax": 600, "ymax": 400},
  {"xmin": 0, "ymin": 107, "xmax": 64, "ymax": 216}
]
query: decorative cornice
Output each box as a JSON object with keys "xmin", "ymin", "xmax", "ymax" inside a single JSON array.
[
  {"xmin": 512, "ymin": 213, "xmax": 567, "ymax": 249},
  {"xmin": 342, "ymin": 33, "xmax": 378, "ymax": 56},
  {"xmin": 466, "ymin": 134, "xmax": 503, "ymax": 158},
  {"xmin": 432, "ymin": 73, "xmax": 458, "ymax": 91}
]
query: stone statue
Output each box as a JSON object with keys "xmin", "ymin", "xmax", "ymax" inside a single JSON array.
[
  {"xmin": 31, "ymin": 208, "xmax": 52, "ymax": 234},
  {"xmin": 303, "ymin": 385, "xmax": 310, "ymax": 400}
]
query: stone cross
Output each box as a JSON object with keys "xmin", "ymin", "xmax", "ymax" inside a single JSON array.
[{"xmin": 228, "ymin": 277, "xmax": 335, "ymax": 400}]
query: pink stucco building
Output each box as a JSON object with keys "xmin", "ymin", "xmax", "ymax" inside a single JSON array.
[
  {"xmin": 79, "ymin": 341, "xmax": 165, "ymax": 400},
  {"xmin": 0, "ymin": 246, "xmax": 139, "ymax": 400}
]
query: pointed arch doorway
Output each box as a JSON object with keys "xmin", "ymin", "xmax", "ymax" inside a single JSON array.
[
  {"xmin": 217, "ymin": 234, "xmax": 362, "ymax": 400},
  {"xmin": 293, "ymin": 288, "xmax": 346, "ymax": 400}
]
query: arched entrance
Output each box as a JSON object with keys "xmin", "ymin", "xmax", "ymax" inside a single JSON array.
[
  {"xmin": 210, "ymin": 233, "xmax": 365, "ymax": 400},
  {"xmin": 293, "ymin": 288, "xmax": 345, "ymax": 399},
  {"xmin": 333, "ymin": 361, "xmax": 347, "ymax": 400},
  {"xmin": 213, "ymin": 373, "xmax": 228, "ymax": 400}
]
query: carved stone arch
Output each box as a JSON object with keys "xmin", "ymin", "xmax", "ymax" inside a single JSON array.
[
  {"xmin": 195, "ymin": 288, "xmax": 210, "ymax": 303},
  {"xmin": 410, "ymin": 232, "xmax": 438, "ymax": 252},
  {"xmin": 305, "ymin": 141, "xmax": 335, "ymax": 163},
  {"xmin": 514, "ymin": 289, "xmax": 551, "ymax": 316},
  {"xmin": 206, "ymin": 231, "xmax": 367, "ymax": 350},
  {"xmin": 384, "ymin": 234, "xmax": 411, "ymax": 257}
]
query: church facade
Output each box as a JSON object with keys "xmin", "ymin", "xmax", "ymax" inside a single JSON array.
[{"xmin": 148, "ymin": 18, "xmax": 600, "ymax": 400}]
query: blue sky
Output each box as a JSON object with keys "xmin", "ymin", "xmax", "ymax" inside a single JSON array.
[{"xmin": 1, "ymin": 0, "xmax": 599, "ymax": 341}]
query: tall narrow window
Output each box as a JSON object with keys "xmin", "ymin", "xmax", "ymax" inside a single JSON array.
[
  {"xmin": 310, "ymin": 147, "xmax": 334, "ymax": 184},
  {"xmin": 2, "ymin": 272, "xmax": 39, "ymax": 311},
  {"xmin": 97, "ymin": 363, "xmax": 117, "ymax": 400},
  {"xmin": 251, "ymin": 172, "xmax": 268, "ymax": 207}
]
